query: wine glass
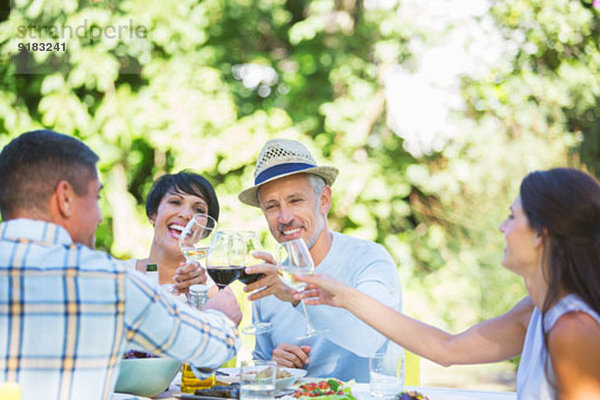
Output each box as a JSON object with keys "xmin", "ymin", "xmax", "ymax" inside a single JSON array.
[
  {"xmin": 278, "ymin": 238, "xmax": 326, "ymax": 339},
  {"xmin": 175, "ymin": 213, "xmax": 217, "ymax": 296},
  {"xmin": 206, "ymin": 231, "xmax": 245, "ymax": 290},
  {"xmin": 238, "ymin": 231, "xmax": 273, "ymax": 335},
  {"xmin": 179, "ymin": 213, "xmax": 218, "ymax": 265}
]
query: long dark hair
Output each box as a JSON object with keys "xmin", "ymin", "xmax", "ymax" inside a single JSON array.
[
  {"xmin": 520, "ymin": 169, "xmax": 600, "ymax": 390},
  {"xmin": 520, "ymin": 168, "xmax": 600, "ymax": 318}
]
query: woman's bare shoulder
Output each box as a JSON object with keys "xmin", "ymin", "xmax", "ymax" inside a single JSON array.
[
  {"xmin": 549, "ymin": 310, "xmax": 600, "ymax": 347},
  {"xmin": 548, "ymin": 310, "xmax": 600, "ymax": 393}
]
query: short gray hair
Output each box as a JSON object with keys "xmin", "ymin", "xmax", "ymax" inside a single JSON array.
[{"xmin": 307, "ymin": 174, "xmax": 326, "ymax": 196}]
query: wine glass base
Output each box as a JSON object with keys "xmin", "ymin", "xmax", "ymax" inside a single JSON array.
[
  {"xmin": 296, "ymin": 329, "xmax": 328, "ymax": 340},
  {"xmin": 241, "ymin": 323, "xmax": 273, "ymax": 335}
]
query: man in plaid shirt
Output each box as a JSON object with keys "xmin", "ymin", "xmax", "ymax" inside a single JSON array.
[{"xmin": 0, "ymin": 130, "xmax": 242, "ymax": 400}]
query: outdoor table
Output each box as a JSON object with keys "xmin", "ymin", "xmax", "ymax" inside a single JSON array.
[{"xmin": 112, "ymin": 379, "xmax": 517, "ymax": 400}]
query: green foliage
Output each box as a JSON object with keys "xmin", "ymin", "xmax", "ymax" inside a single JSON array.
[{"xmin": 1, "ymin": 0, "xmax": 599, "ymax": 336}]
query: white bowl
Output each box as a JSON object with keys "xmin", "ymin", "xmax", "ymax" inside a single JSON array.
[{"xmin": 114, "ymin": 357, "xmax": 182, "ymax": 397}]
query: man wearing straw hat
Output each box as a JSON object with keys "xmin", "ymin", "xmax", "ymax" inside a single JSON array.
[{"xmin": 239, "ymin": 138, "xmax": 402, "ymax": 382}]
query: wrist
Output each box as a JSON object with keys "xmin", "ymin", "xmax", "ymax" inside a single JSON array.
[
  {"xmin": 204, "ymin": 309, "xmax": 239, "ymax": 328},
  {"xmin": 340, "ymin": 287, "xmax": 359, "ymax": 310},
  {"xmin": 277, "ymin": 284, "xmax": 297, "ymax": 304}
]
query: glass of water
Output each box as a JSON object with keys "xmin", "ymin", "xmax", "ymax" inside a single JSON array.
[
  {"xmin": 240, "ymin": 360, "xmax": 276, "ymax": 400},
  {"xmin": 370, "ymin": 352, "xmax": 404, "ymax": 398}
]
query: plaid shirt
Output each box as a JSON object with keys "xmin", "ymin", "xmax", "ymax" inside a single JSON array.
[{"xmin": 0, "ymin": 219, "xmax": 239, "ymax": 400}]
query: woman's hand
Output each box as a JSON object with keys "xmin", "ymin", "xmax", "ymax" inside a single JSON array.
[
  {"xmin": 242, "ymin": 251, "xmax": 296, "ymax": 303},
  {"xmin": 173, "ymin": 261, "xmax": 208, "ymax": 294},
  {"xmin": 292, "ymin": 273, "xmax": 350, "ymax": 308}
]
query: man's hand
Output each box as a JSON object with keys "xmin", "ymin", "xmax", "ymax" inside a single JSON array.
[
  {"xmin": 292, "ymin": 273, "xmax": 349, "ymax": 308},
  {"xmin": 272, "ymin": 343, "xmax": 311, "ymax": 368},
  {"xmin": 243, "ymin": 251, "xmax": 297, "ymax": 304},
  {"xmin": 173, "ymin": 261, "xmax": 208, "ymax": 294},
  {"xmin": 205, "ymin": 287, "xmax": 243, "ymax": 325}
]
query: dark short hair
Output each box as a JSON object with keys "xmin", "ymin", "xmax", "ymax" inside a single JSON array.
[
  {"xmin": 0, "ymin": 130, "xmax": 99, "ymax": 219},
  {"xmin": 145, "ymin": 170, "xmax": 219, "ymax": 223}
]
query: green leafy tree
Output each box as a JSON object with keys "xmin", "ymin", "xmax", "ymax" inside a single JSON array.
[{"xmin": 1, "ymin": 0, "xmax": 598, "ymax": 361}]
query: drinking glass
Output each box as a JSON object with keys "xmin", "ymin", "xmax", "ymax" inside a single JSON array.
[
  {"xmin": 206, "ymin": 231, "xmax": 244, "ymax": 290},
  {"xmin": 277, "ymin": 238, "xmax": 325, "ymax": 339},
  {"xmin": 370, "ymin": 352, "xmax": 404, "ymax": 398},
  {"xmin": 238, "ymin": 231, "xmax": 272, "ymax": 335},
  {"xmin": 179, "ymin": 213, "xmax": 218, "ymax": 265},
  {"xmin": 240, "ymin": 360, "xmax": 276, "ymax": 400}
]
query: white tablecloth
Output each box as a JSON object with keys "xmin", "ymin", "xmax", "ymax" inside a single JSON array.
[
  {"xmin": 112, "ymin": 382, "xmax": 516, "ymax": 400},
  {"xmin": 352, "ymin": 383, "xmax": 516, "ymax": 400}
]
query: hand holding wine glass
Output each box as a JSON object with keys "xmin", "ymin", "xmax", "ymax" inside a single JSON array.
[
  {"xmin": 170, "ymin": 213, "xmax": 217, "ymax": 296},
  {"xmin": 291, "ymin": 273, "xmax": 349, "ymax": 308},
  {"xmin": 241, "ymin": 251, "xmax": 297, "ymax": 303},
  {"xmin": 278, "ymin": 238, "xmax": 326, "ymax": 339},
  {"xmin": 172, "ymin": 261, "xmax": 210, "ymax": 294}
]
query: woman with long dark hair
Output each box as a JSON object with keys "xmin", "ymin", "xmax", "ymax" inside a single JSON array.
[{"xmin": 294, "ymin": 168, "xmax": 600, "ymax": 398}]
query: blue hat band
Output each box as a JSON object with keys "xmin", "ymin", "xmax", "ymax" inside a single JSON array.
[{"xmin": 255, "ymin": 162, "xmax": 316, "ymax": 185}]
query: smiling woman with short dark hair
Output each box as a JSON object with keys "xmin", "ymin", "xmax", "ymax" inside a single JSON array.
[{"xmin": 128, "ymin": 170, "xmax": 220, "ymax": 294}]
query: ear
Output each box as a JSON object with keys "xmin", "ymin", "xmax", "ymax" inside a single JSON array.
[
  {"xmin": 55, "ymin": 180, "xmax": 75, "ymax": 218},
  {"xmin": 533, "ymin": 228, "xmax": 547, "ymax": 248},
  {"xmin": 319, "ymin": 186, "xmax": 332, "ymax": 215},
  {"xmin": 148, "ymin": 213, "xmax": 156, "ymax": 226}
]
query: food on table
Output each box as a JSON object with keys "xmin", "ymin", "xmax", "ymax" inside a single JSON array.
[
  {"xmin": 395, "ymin": 391, "xmax": 430, "ymax": 400},
  {"xmin": 220, "ymin": 367, "xmax": 293, "ymax": 380},
  {"xmin": 194, "ymin": 383, "xmax": 240, "ymax": 398},
  {"xmin": 293, "ymin": 379, "xmax": 355, "ymax": 398},
  {"xmin": 276, "ymin": 369, "xmax": 292, "ymax": 379},
  {"xmin": 122, "ymin": 350, "xmax": 158, "ymax": 359},
  {"xmin": 254, "ymin": 365, "xmax": 276, "ymax": 380},
  {"xmin": 256, "ymin": 367, "xmax": 291, "ymax": 379}
]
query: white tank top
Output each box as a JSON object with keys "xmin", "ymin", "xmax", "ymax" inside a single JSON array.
[{"xmin": 516, "ymin": 294, "xmax": 600, "ymax": 399}]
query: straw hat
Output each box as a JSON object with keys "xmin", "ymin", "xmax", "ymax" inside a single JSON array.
[{"xmin": 238, "ymin": 138, "xmax": 339, "ymax": 207}]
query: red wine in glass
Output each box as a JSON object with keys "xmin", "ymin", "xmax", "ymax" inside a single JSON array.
[
  {"xmin": 238, "ymin": 269, "xmax": 265, "ymax": 285},
  {"xmin": 206, "ymin": 265, "xmax": 244, "ymax": 289}
]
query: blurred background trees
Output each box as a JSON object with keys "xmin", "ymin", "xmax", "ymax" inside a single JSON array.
[{"xmin": 1, "ymin": 0, "xmax": 598, "ymax": 388}]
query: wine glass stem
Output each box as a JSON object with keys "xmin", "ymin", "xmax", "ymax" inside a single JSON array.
[
  {"xmin": 252, "ymin": 300, "xmax": 259, "ymax": 326},
  {"xmin": 301, "ymin": 300, "xmax": 316, "ymax": 333}
]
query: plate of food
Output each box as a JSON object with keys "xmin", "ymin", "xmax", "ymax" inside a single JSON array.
[
  {"xmin": 176, "ymin": 383, "xmax": 296, "ymax": 399},
  {"xmin": 216, "ymin": 367, "xmax": 307, "ymax": 390},
  {"xmin": 292, "ymin": 378, "xmax": 355, "ymax": 400}
]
